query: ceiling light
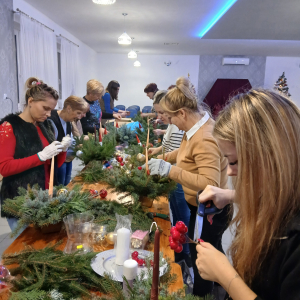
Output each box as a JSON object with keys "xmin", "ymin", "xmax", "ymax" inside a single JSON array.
[
  {"xmin": 134, "ymin": 60, "xmax": 141, "ymax": 67},
  {"xmin": 128, "ymin": 50, "xmax": 137, "ymax": 58},
  {"xmin": 92, "ymin": 0, "xmax": 116, "ymax": 4},
  {"xmin": 118, "ymin": 13, "xmax": 131, "ymax": 45}
]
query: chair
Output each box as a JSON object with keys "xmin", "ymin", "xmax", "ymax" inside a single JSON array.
[
  {"xmin": 142, "ymin": 106, "xmax": 152, "ymax": 113},
  {"xmin": 125, "ymin": 108, "xmax": 138, "ymax": 118},
  {"xmin": 127, "ymin": 105, "xmax": 140, "ymax": 112},
  {"xmin": 115, "ymin": 105, "xmax": 126, "ymax": 111}
]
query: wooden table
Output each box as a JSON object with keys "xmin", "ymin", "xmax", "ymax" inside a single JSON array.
[{"xmin": 2, "ymin": 178, "xmax": 183, "ymax": 296}]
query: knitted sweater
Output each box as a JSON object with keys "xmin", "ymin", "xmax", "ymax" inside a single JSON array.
[{"xmin": 166, "ymin": 118, "xmax": 228, "ymax": 206}]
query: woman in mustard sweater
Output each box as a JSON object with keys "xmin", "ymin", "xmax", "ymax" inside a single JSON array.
[{"xmin": 147, "ymin": 77, "xmax": 231, "ymax": 297}]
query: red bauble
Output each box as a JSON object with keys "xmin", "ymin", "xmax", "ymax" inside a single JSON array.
[
  {"xmin": 116, "ymin": 156, "xmax": 123, "ymax": 163},
  {"xmin": 174, "ymin": 244, "xmax": 183, "ymax": 253},
  {"xmin": 168, "ymin": 235, "xmax": 173, "ymax": 243},
  {"xmin": 138, "ymin": 166, "xmax": 142, "ymax": 170},
  {"xmin": 99, "ymin": 189, "xmax": 107, "ymax": 199},
  {"xmin": 120, "ymin": 162, "xmax": 125, "ymax": 166},
  {"xmin": 179, "ymin": 234, "xmax": 186, "ymax": 244},
  {"xmin": 169, "ymin": 240, "xmax": 179, "ymax": 250}
]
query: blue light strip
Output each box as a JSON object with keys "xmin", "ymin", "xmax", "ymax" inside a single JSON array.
[{"xmin": 199, "ymin": 0, "xmax": 237, "ymax": 38}]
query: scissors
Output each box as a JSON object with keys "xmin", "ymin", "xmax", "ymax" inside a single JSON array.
[{"xmin": 193, "ymin": 190, "xmax": 223, "ymax": 242}]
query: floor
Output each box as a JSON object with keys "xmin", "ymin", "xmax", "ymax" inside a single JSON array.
[{"xmin": 0, "ymin": 158, "xmax": 235, "ymax": 259}]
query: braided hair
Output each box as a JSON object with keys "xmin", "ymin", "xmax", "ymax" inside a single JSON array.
[{"xmin": 25, "ymin": 77, "xmax": 59, "ymax": 105}]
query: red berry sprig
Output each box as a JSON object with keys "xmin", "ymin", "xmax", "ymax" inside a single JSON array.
[
  {"xmin": 120, "ymin": 162, "xmax": 125, "ymax": 166},
  {"xmin": 169, "ymin": 221, "xmax": 188, "ymax": 253},
  {"xmin": 131, "ymin": 251, "xmax": 153, "ymax": 267}
]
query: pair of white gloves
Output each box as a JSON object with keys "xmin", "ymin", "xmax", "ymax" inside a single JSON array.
[
  {"xmin": 143, "ymin": 158, "xmax": 172, "ymax": 177},
  {"xmin": 37, "ymin": 135, "xmax": 72, "ymax": 161}
]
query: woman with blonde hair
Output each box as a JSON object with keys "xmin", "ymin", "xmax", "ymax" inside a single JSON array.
[
  {"xmin": 196, "ymin": 89, "xmax": 300, "ymax": 300},
  {"xmin": 81, "ymin": 79, "xmax": 121, "ymax": 134},
  {"xmin": 146, "ymin": 77, "xmax": 231, "ymax": 297},
  {"xmin": 0, "ymin": 77, "xmax": 68, "ymax": 232},
  {"xmin": 48, "ymin": 95, "xmax": 86, "ymax": 185}
]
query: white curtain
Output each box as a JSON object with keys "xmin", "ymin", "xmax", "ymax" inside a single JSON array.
[
  {"xmin": 61, "ymin": 38, "xmax": 78, "ymax": 102},
  {"xmin": 19, "ymin": 14, "xmax": 58, "ymax": 107}
]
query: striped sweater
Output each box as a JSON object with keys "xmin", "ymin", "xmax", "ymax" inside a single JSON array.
[{"xmin": 162, "ymin": 124, "xmax": 184, "ymax": 153}]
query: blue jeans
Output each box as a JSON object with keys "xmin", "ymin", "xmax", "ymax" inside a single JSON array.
[
  {"xmin": 57, "ymin": 161, "xmax": 73, "ymax": 186},
  {"xmin": 169, "ymin": 183, "xmax": 190, "ymax": 254}
]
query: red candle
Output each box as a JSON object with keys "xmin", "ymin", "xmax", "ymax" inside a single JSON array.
[
  {"xmin": 104, "ymin": 127, "xmax": 107, "ymax": 135},
  {"xmin": 150, "ymin": 228, "xmax": 160, "ymax": 300},
  {"xmin": 116, "ymin": 121, "xmax": 119, "ymax": 128},
  {"xmin": 99, "ymin": 130, "xmax": 102, "ymax": 143},
  {"xmin": 94, "ymin": 125, "xmax": 97, "ymax": 142}
]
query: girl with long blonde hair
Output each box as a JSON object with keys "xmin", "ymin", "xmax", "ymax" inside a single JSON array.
[{"xmin": 196, "ymin": 89, "xmax": 300, "ymax": 300}]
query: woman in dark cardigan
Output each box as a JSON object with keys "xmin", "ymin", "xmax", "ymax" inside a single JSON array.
[
  {"xmin": 0, "ymin": 77, "xmax": 69, "ymax": 232},
  {"xmin": 195, "ymin": 89, "xmax": 300, "ymax": 300}
]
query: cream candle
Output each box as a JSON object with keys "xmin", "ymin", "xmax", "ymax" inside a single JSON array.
[
  {"xmin": 123, "ymin": 259, "xmax": 138, "ymax": 296},
  {"xmin": 115, "ymin": 228, "xmax": 131, "ymax": 265}
]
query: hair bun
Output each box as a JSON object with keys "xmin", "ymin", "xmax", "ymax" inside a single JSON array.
[
  {"xmin": 175, "ymin": 76, "xmax": 198, "ymax": 102},
  {"xmin": 25, "ymin": 77, "xmax": 44, "ymax": 89}
]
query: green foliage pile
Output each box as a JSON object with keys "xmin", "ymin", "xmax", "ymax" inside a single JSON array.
[
  {"xmin": 80, "ymin": 161, "xmax": 106, "ymax": 183},
  {"xmin": 100, "ymin": 155, "xmax": 177, "ymax": 203},
  {"xmin": 74, "ymin": 133, "xmax": 115, "ymax": 165},
  {"xmin": 117, "ymin": 124, "xmax": 138, "ymax": 145},
  {"xmin": 3, "ymin": 243, "xmax": 211, "ymax": 300},
  {"xmin": 2, "ymin": 184, "xmax": 154, "ymax": 236},
  {"xmin": 2, "ymin": 185, "xmax": 91, "ymax": 236}
]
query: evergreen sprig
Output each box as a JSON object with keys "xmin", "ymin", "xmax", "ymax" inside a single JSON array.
[
  {"xmin": 80, "ymin": 161, "xmax": 106, "ymax": 183},
  {"xmin": 2, "ymin": 185, "xmax": 91, "ymax": 236},
  {"xmin": 99, "ymin": 155, "xmax": 176, "ymax": 204},
  {"xmin": 3, "ymin": 244, "xmax": 211, "ymax": 300},
  {"xmin": 74, "ymin": 134, "xmax": 115, "ymax": 165}
]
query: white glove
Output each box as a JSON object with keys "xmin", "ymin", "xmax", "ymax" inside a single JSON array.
[
  {"xmin": 147, "ymin": 158, "xmax": 172, "ymax": 177},
  {"xmin": 61, "ymin": 135, "xmax": 72, "ymax": 152},
  {"xmin": 37, "ymin": 141, "xmax": 63, "ymax": 161}
]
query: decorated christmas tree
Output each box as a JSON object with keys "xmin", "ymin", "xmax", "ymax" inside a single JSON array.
[{"xmin": 274, "ymin": 72, "xmax": 291, "ymax": 96}]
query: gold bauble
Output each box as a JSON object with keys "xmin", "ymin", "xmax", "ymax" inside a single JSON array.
[
  {"xmin": 136, "ymin": 153, "xmax": 146, "ymax": 162},
  {"xmin": 57, "ymin": 188, "xmax": 68, "ymax": 196},
  {"xmin": 106, "ymin": 232, "xmax": 116, "ymax": 245}
]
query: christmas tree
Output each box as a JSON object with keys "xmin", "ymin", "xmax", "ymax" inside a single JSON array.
[{"xmin": 274, "ymin": 72, "xmax": 291, "ymax": 96}]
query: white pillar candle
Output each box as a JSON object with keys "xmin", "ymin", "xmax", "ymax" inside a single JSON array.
[
  {"xmin": 115, "ymin": 228, "xmax": 131, "ymax": 265},
  {"xmin": 123, "ymin": 259, "xmax": 138, "ymax": 296}
]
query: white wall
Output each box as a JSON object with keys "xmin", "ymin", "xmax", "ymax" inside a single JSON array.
[
  {"xmin": 264, "ymin": 57, "xmax": 300, "ymax": 107},
  {"xmin": 97, "ymin": 54, "xmax": 200, "ymax": 108},
  {"xmin": 13, "ymin": 0, "xmax": 98, "ymax": 99}
]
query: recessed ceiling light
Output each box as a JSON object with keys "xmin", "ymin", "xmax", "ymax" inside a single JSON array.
[
  {"xmin": 92, "ymin": 0, "xmax": 116, "ymax": 4},
  {"xmin": 164, "ymin": 43, "xmax": 179, "ymax": 46}
]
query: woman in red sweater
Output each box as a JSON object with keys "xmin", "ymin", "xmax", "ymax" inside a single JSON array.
[{"xmin": 0, "ymin": 77, "xmax": 70, "ymax": 233}]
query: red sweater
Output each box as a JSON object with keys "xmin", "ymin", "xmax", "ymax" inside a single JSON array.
[{"xmin": 0, "ymin": 122, "xmax": 66, "ymax": 189}]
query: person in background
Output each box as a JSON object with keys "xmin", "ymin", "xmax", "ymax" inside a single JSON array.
[
  {"xmin": 100, "ymin": 80, "xmax": 129, "ymax": 124},
  {"xmin": 0, "ymin": 77, "xmax": 68, "ymax": 232},
  {"xmin": 195, "ymin": 89, "xmax": 300, "ymax": 300},
  {"xmin": 48, "ymin": 96, "xmax": 86, "ymax": 186},
  {"xmin": 147, "ymin": 77, "xmax": 230, "ymax": 297},
  {"xmin": 80, "ymin": 79, "xmax": 121, "ymax": 135},
  {"xmin": 148, "ymin": 91, "xmax": 191, "ymax": 266},
  {"xmin": 153, "ymin": 84, "xmax": 176, "ymax": 135},
  {"xmin": 141, "ymin": 83, "xmax": 159, "ymax": 118},
  {"xmin": 72, "ymin": 101, "xmax": 90, "ymax": 138}
]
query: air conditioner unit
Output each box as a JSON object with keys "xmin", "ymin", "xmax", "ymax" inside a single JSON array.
[{"xmin": 222, "ymin": 57, "xmax": 250, "ymax": 65}]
